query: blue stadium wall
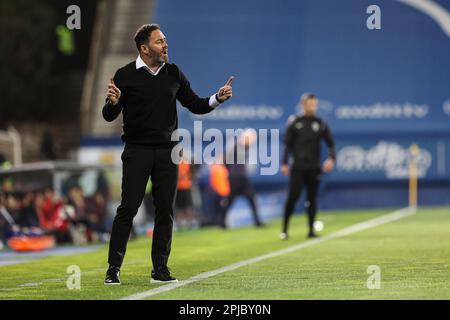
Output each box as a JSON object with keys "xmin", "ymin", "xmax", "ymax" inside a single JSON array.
[{"xmin": 83, "ymin": 0, "xmax": 450, "ymax": 224}]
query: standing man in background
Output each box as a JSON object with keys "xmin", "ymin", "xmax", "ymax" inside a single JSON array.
[
  {"xmin": 222, "ymin": 130, "xmax": 264, "ymax": 229},
  {"xmin": 103, "ymin": 24, "xmax": 234, "ymax": 285},
  {"xmin": 208, "ymin": 154, "xmax": 231, "ymax": 228},
  {"xmin": 280, "ymin": 93, "xmax": 335, "ymax": 239}
]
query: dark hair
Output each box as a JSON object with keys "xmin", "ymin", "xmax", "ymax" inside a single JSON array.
[
  {"xmin": 300, "ymin": 92, "xmax": 317, "ymax": 103},
  {"xmin": 134, "ymin": 24, "xmax": 160, "ymax": 51}
]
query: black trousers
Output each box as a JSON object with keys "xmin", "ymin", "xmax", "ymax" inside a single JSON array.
[
  {"xmin": 222, "ymin": 176, "xmax": 262, "ymax": 227},
  {"xmin": 108, "ymin": 145, "xmax": 177, "ymax": 268},
  {"xmin": 282, "ymin": 166, "xmax": 321, "ymax": 234},
  {"xmin": 209, "ymin": 191, "xmax": 228, "ymax": 227}
]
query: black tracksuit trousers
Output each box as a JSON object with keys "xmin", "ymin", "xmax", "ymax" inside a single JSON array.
[
  {"xmin": 282, "ymin": 166, "xmax": 321, "ymax": 234},
  {"xmin": 108, "ymin": 144, "xmax": 177, "ymax": 268},
  {"xmin": 221, "ymin": 176, "xmax": 262, "ymax": 227}
]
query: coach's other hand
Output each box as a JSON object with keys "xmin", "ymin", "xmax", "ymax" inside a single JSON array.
[
  {"xmin": 107, "ymin": 78, "xmax": 121, "ymax": 106},
  {"xmin": 216, "ymin": 76, "xmax": 234, "ymax": 103},
  {"xmin": 322, "ymin": 158, "xmax": 335, "ymax": 173},
  {"xmin": 281, "ymin": 164, "xmax": 290, "ymax": 176}
]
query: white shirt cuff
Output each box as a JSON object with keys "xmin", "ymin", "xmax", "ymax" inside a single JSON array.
[{"xmin": 209, "ymin": 94, "xmax": 221, "ymax": 108}]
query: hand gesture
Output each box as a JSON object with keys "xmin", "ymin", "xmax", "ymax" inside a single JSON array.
[
  {"xmin": 107, "ymin": 78, "xmax": 121, "ymax": 106},
  {"xmin": 281, "ymin": 164, "xmax": 290, "ymax": 176},
  {"xmin": 217, "ymin": 76, "xmax": 234, "ymax": 102},
  {"xmin": 322, "ymin": 158, "xmax": 335, "ymax": 173}
]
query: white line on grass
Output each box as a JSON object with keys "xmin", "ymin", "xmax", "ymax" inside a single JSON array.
[
  {"xmin": 12, "ymin": 267, "xmax": 105, "ymax": 290},
  {"xmin": 121, "ymin": 206, "xmax": 417, "ymax": 300}
]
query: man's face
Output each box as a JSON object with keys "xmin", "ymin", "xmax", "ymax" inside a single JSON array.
[
  {"xmin": 302, "ymin": 98, "xmax": 318, "ymax": 116},
  {"xmin": 143, "ymin": 29, "xmax": 169, "ymax": 64}
]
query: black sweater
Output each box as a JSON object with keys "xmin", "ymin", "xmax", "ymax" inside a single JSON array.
[
  {"xmin": 102, "ymin": 62, "xmax": 215, "ymax": 147},
  {"xmin": 283, "ymin": 115, "xmax": 336, "ymax": 169}
]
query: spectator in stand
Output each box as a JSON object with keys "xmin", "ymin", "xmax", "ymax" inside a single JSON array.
[
  {"xmin": 37, "ymin": 188, "xmax": 71, "ymax": 243},
  {"xmin": 17, "ymin": 191, "xmax": 40, "ymax": 228},
  {"xmin": 67, "ymin": 185, "xmax": 87, "ymax": 222},
  {"xmin": 0, "ymin": 191, "xmax": 12, "ymax": 246},
  {"xmin": 5, "ymin": 192, "xmax": 21, "ymax": 223},
  {"xmin": 85, "ymin": 191, "xmax": 109, "ymax": 241},
  {"xmin": 0, "ymin": 191, "xmax": 43, "ymax": 243}
]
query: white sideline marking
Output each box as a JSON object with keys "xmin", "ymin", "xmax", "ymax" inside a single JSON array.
[
  {"xmin": 12, "ymin": 267, "xmax": 105, "ymax": 290},
  {"xmin": 121, "ymin": 207, "xmax": 417, "ymax": 300}
]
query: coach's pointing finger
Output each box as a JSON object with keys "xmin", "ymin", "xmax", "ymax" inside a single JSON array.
[
  {"xmin": 225, "ymin": 76, "xmax": 234, "ymax": 87},
  {"xmin": 217, "ymin": 76, "xmax": 234, "ymax": 102}
]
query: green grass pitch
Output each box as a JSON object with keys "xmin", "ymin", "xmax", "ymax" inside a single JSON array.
[{"xmin": 0, "ymin": 206, "xmax": 449, "ymax": 300}]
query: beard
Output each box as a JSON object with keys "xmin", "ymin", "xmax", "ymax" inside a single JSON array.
[{"xmin": 148, "ymin": 47, "xmax": 168, "ymax": 64}]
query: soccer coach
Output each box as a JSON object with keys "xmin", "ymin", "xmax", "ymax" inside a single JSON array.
[{"xmin": 103, "ymin": 24, "xmax": 233, "ymax": 285}]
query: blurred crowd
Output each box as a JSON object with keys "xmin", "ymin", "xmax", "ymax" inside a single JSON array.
[
  {"xmin": 0, "ymin": 131, "xmax": 264, "ymax": 250},
  {"xmin": 0, "ymin": 186, "xmax": 110, "ymax": 248}
]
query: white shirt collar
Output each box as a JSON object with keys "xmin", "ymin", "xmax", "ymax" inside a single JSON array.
[{"xmin": 135, "ymin": 55, "xmax": 165, "ymax": 76}]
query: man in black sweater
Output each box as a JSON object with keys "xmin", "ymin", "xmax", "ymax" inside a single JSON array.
[
  {"xmin": 103, "ymin": 24, "xmax": 233, "ymax": 285},
  {"xmin": 280, "ymin": 93, "xmax": 335, "ymax": 240}
]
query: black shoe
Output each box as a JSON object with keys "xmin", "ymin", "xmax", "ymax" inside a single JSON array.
[
  {"xmin": 219, "ymin": 222, "xmax": 228, "ymax": 230},
  {"xmin": 308, "ymin": 232, "xmax": 319, "ymax": 238},
  {"xmin": 151, "ymin": 266, "xmax": 178, "ymax": 283},
  {"xmin": 104, "ymin": 266, "xmax": 121, "ymax": 285}
]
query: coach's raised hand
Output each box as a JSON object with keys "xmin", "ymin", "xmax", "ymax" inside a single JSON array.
[
  {"xmin": 107, "ymin": 78, "xmax": 121, "ymax": 106},
  {"xmin": 216, "ymin": 76, "xmax": 234, "ymax": 103}
]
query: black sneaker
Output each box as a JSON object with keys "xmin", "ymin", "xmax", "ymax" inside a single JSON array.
[
  {"xmin": 151, "ymin": 266, "xmax": 178, "ymax": 283},
  {"xmin": 307, "ymin": 232, "xmax": 319, "ymax": 238},
  {"xmin": 104, "ymin": 266, "xmax": 121, "ymax": 285}
]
